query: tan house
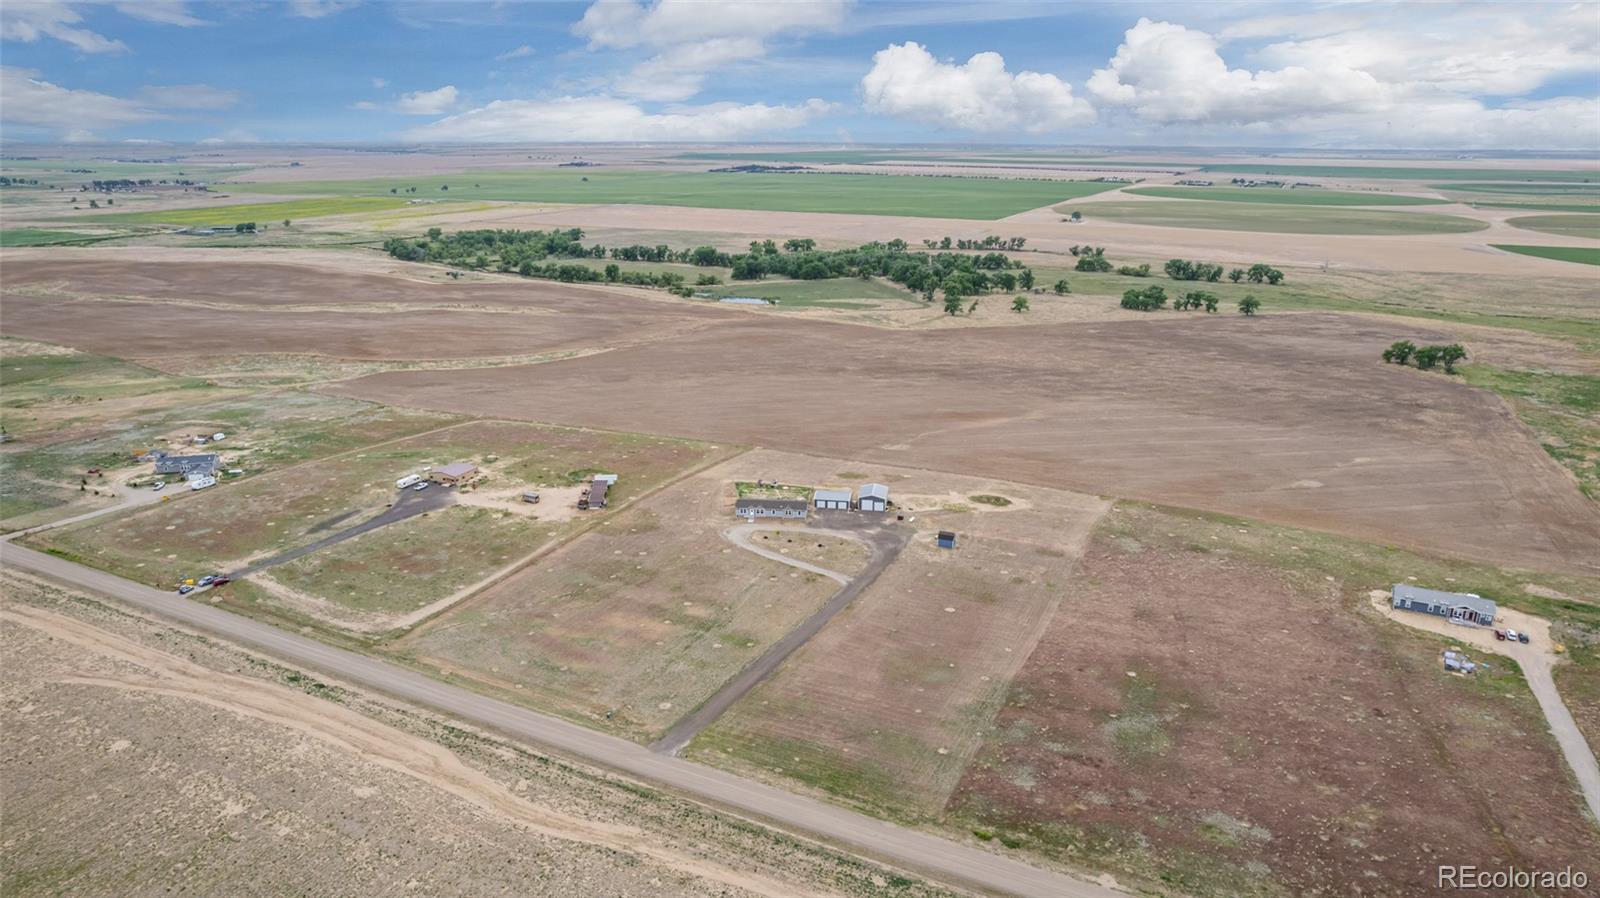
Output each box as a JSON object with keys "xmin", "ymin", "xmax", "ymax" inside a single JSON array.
[{"xmin": 428, "ymin": 462, "xmax": 478, "ymax": 486}]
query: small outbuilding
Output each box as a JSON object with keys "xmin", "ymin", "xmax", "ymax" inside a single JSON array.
[
  {"xmin": 735, "ymin": 497, "xmax": 808, "ymax": 519},
  {"xmin": 857, "ymin": 483, "xmax": 889, "ymax": 512},
  {"xmin": 579, "ymin": 478, "xmax": 609, "ymax": 510},
  {"xmin": 429, "ymin": 462, "xmax": 478, "ymax": 486},
  {"xmin": 814, "ymin": 488, "xmax": 851, "ymax": 511},
  {"xmin": 522, "ymin": 491, "xmax": 541, "ymax": 504},
  {"xmin": 155, "ymin": 453, "xmax": 219, "ymax": 478},
  {"xmin": 1391, "ymin": 584, "xmax": 1497, "ymax": 627},
  {"xmin": 937, "ymin": 531, "xmax": 957, "ymax": 549}
]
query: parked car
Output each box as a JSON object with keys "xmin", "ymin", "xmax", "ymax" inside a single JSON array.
[
  {"xmin": 1518, "ymin": 632, "xmax": 1530, "ymax": 644},
  {"xmin": 197, "ymin": 575, "xmax": 217, "ymax": 587},
  {"xmin": 413, "ymin": 481, "xmax": 430, "ymax": 491},
  {"xmin": 86, "ymin": 467, "xmax": 101, "ymax": 475},
  {"xmin": 1505, "ymin": 629, "xmax": 1520, "ymax": 642},
  {"xmin": 209, "ymin": 576, "xmax": 232, "ymax": 587},
  {"xmin": 1494, "ymin": 629, "xmax": 1506, "ymax": 640},
  {"xmin": 151, "ymin": 481, "xmax": 165, "ymax": 491},
  {"xmin": 176, "ymin": 584, "xmax": 195, "ymax": 595}
]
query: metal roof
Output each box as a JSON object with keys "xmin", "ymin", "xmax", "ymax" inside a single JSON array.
[
  {"xmin": 859, "ymin": 483, "xmax": 888, "ymax": 500},
  {"xmin": 813, "ymin": 488, "xmax": 852, "ymax": 503},
  {"xmin": 1392, "ymin": 584, "xmax": 1497, "ymax": 617},
  {"xmin": 154, "ymin": 453, "xmax": 218, "ymax": 475},
  {"xmin": 735, "ymin": 497, "xmax": 808, "ymax": 511},
  {"xmin": 432, "ymin": 462, "xmax": 477, "ymax": 477}
]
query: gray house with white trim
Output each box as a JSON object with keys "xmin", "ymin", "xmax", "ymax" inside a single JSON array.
[
  {"xmin": 154, "ymin": 453, "xmax": 219, "ymax": 478},
  {"xmin": 735, "ymin": 497, "xmax": 808, "ymax": 519},
  {"xmin": 814, "ymin": 488, "xmax": 851, "ymax": 511},
  {"xmin": 1391, "ymin": 584, "xmax": 1497, "ymax": 627},
  {"xmin": 857, "ymin": 483, "xmax": 889, "ymax": 512}
]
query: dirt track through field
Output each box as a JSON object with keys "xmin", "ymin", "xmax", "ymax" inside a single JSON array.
[{"xmin": 3, "ymin": 255, "xmax": 1595, "ymax": 576}]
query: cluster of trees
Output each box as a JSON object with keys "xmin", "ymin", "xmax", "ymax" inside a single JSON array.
[
  {"xmin": 233, "ymin": 222, "xmax": 256, "ymax": 233},
  {"xmin": 921, "ymin": 236, "xmax": 1027, "ymax": 251},
  {"xmin": 0, "ymin": 177, "xmax": 41, "ymax": 187},
  {"xmin": 383, "ymin": 227, "xmax": 599, "ymax": 267},
  {"xmin": 1382, "ymin": 340, "xmax": 1466, "ymax": 373},
  {"xmin": 1053, "ymin": 279, "xmax": 1072, "ymax": 294},
  {"xmin": 1117, "ymin": 263, "xmax": 1151, "ymax": 277},
  {"xmin": 1124, "ymin": 285, "xmax": 1260, "ymax": 315},
  {"xmin": 81, "ymin": 178, "xmax": 190, "ymax": 192},
  {"xmin": 1164, "ymin": 259, "xmax": 1226, "ymax": 282},
  {"xmin": 1235, "ymin": 263, "xmax": 1285, "ymax": 284},
  {"xmin": 1073, "ymin": 247, "xmax": 1112, "ymax": 272}
]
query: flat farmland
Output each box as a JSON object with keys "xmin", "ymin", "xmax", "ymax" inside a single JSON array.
[
  {"xmin": 1507, "ymin": 214, "xmax": 1600, "ymax": 239},
  {"xmin": 688, "ymin": 450, "xmax": 1108, "ymax": 820},
  {"xmin": 27, "ymin": 420, "xmax": 721, "ymax": 633},
  {"xmin": 1493, "ymin": 245, "xmax": 1600, "ymax": 266},
  {"xmin": 87, "ymin": 196, "xmax": 412, "ymax": 225},
  {"xmin": 947, "ymin": 503, "xmax": 1600, "ymax": 897},
  {"xmin": 222, "ymin": 169, "xmax": 1115, "ymax": 219},
  {"xmin": 1060, "ymin": 199, "xmax": 1489, "ymax": 235},
  {"xmin": 1125, "ymin": 186, "xmax": 1449, "ymax": 206},
  {"xmin": 330, "ymin": 313, "xmax": 1600, "ymax": 578},
  {"xmin": 397, "ymin": 456, "xmax": 844, "ymax": 741}
]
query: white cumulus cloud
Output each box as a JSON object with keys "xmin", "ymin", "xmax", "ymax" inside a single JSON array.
[
  {"xmin": 0, "ymin": 66, "xmax": 155, "ymax": 131},
  {"xmin": 405, "ymin": 96, "xmax": 832, "ymax": 142},
  {"xmin": 114, "ymin": 1, "xmax": 206, "ymax": 27},
  {"xmin": 860, "ymin": 42, "xmax": 1094, "ymax": 133},
  {"xmin": 574, "ymin": 0, "xmax": 848, "ymax": 102},
  {"xmin": 395, "ymin": 85, "xmax": 459, "ymax": 115},
  {"xmin": 495, "ymin": 44, "xmax": 535, "ymax": 61},
  {"xmin": 0, "ymin": 0, "xmax": 126, "ymax": 53}
]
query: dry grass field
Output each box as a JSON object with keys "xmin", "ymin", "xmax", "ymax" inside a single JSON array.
[
  {"xmin": 0, "ymin": 572, "xmax": 956, "ymax": 898},
  {"xmin": 687, "ymin": 450, "xmax": 1108, "ymax": 818},
  {"xmin": 944, "ymin": 503, "xmax": 1600, "ymax": 897},
  {"xmin": 397, "ymin": 456, "xmax": 847, "ymax": 741}
]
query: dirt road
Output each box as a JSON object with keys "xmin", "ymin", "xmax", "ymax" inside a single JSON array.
[
  {"xmin": 0, "ymin": 541, "xmax": 1121, "ymax": 898},
  {"xmin": 650, "ymin": 520, "xmax": 909, "ymax": 756}
]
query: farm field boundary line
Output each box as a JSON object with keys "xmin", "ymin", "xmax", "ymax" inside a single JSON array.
[{"xmin": 0, "ymin": 541, "xmax": 1123, "ymax": 898}]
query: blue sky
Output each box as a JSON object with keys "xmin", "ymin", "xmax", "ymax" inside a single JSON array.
[{"xmin": 2, "ymin": 0, "xmax": 1596, "ymax": 148}]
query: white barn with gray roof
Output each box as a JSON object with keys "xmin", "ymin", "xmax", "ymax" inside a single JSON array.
[
  {"xmin": 1391, "ymin": 584, "xmax": 1497, "ymax": 627},
  {"xmin": 857, "ymin": 483, "xmax": 889, "ymax": 512},
  {"xmin": 813, "ymin": 488, "xmax": 851, "ymax": 511}
]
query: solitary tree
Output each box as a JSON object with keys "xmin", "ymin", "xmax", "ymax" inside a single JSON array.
[
  {"xmin": 1053, "ymin": 278, "xmax": 1071, "ymax": 294},
  {"xmin": 1381, "ymin": 340, "xmax": 1417, "ymax": 365},
  {"xmin": 1012, "ymin": 295, "xmax": 1030, "ymax": 312},
  {"xmin": 944, "ymin": 292, "xmax": 965, "ymax": 316},
  {"xmin": 1238, "ymin": 295, "xmax": 1261, "ymax": 316},
  {"xmin": 1070, "ymin": 210, "xmax": 1082, "ymax": 222},
  {"xmin": 282, "ymin": 218, "xmax": 291, "ymax": 228}
]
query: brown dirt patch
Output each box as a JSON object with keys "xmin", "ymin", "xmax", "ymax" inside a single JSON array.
[{"xmin": 947, "ymin": 503, "xmax": 1600, "ymax": 897}]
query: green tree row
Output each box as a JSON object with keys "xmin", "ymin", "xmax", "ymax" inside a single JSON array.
[{"xmin": 1382, "ymin": 341, "xmax": 1467, "ymax": 373}]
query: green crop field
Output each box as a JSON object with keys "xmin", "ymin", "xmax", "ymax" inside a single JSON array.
[
  {"xmin": 222, "ymin": 170, "xmax": 1117, "ymax": 219},
  {"xmin": 1467, "ymin": 201, "xmax": 1600, "ymax": 213},
  {"xmin": 89, "ymin": 196, "xmax": 413, "ymax": 226},
  {"xmin": 1062, "ymin": 200, "xmax": 1489, "ymax": 235},
  {"xmin": 1197, "ymin": 164, "xmax": 1600, "ymax": 182},
  {"xmin": 0, "ymin": 229, "xmax": 105, "ymax": 247},
  {"xmin": 1125, "ymin": 186, "xmax": 1448, "ymax": 206},
  {"xmin": 1507, "ymin": 214, "xmax": 1600, "ymax": 239},
  {"xmin": 1430, "ymin": 182, "xmax": 1600, "ymax": 195},
  {"xmin": 1492, "ymin": 245, "xmax": 1600, "ymax": 266}
]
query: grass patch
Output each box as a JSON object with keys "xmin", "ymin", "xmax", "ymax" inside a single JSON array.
[
  {"xmin": 1492, "ymin": 245, "xmax": 1600, "ymax": 266},
  {"xmin": 87, "ymin": 196, "xmax": 412, "ymax": 226},
  {"xmin": 1459, "ymin": 365, "xmax": 1600, "ymax": 499},
  {"xmin": 735, "ymin": 480, "xmax": 812, "ymax": 500},
  {"xmin": 968, "ymin": 494, "xmax": 1012, "ymax": 506},
  {"xmin": 698, "ymin": 277, "xmax": 918, "ymax": 308},
  {"xmin": 1431, "ymin": 181, "xmax": 1600, "ymax": 195},
  {"xmin": 0, "ymin": 228, "xmax": 110, "ymax": 247},
  {"xmin": 221, "ymin": 170, "xmax": 1117, "ymax": 220},
  {"xmin": 1063, "ymin": 200, "xmax": 1487, "ymax": 235},
  {"xmin": 1505, "ymin": 214, "xmax": 1600, "ymax": 239},
  {"xmin": 1195, "ymin": 164, "xmax": 1600, "ymax": 182},
  {"xmin": 1125, "ymin": 186, "xmax": 1448, "ymax": 206},
  {"xmin": 1467, "ymin": 201, "xmax": 1600, "ymax": 213}
]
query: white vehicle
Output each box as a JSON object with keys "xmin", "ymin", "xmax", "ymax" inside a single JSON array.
[
  {"xmin": 1504, "ymin": 629, "xmax": 1520, "ymax": 642},
  {"xmin": 151, "ymin": 481, "xmax": 165, "ymax": 491},
  {"xmin": 189, "ymin": 475, "xmax": 217, "ymax": 491},
  {"xmin": 412, "ymin": 481, "xmax": 430, "ymax": 491},
  {"xmin": 396, "ymin": 474, "xmax": 423, "ymax": 490},
  {"xmin": 212, "ymin": 432, "xmax": 226, "ymax": 441}
]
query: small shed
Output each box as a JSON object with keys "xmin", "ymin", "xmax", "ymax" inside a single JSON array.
[
  {"xmin": 937, "ymin": 531, "xmax": 957, "ymax": 549},
  {"xmin": 521, "ymin": 491, "xmax": 541, "ymax": 504},
  {"xmin": 734, "ymin": 497, "xmax": 808, "ymax": 519},
  {"xmin": 1391, "ymin": 584, "xmax": 1497, "ymax": 627},
  {"xmin": 858, "ymin": 483, "xmax": 889, "ymax": 512},
  {"xmin": 579, "ymin": 478, "xmax": 609, "ymax": 510},
  {"xmin": 429, "ymin": 462, "xmax": 478, "ymax": 486},
  {"xmin": 155, "ymin": 453, "xmax": 219, "ymax": 478},
  {"xmin": 814, "ymin": 488, "xmax": 851, "ymax": 511}
]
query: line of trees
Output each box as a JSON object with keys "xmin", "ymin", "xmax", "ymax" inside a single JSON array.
[
  {"xmin": 921, "ymin": 235, "xmax": 1028, "ymax": 251},
  {"xmin": 1382, "ymin": 340, "xmax": 1467, "ymax": 373}
]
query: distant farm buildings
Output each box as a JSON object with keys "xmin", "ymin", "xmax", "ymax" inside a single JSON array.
[
  {"xmin": 1176, "ymin": 179, "xmax": 1214, "ymax": 186},
  {"xmin": 810, "ymin": 484, "xmax": 890, "ymax": 512},
  {"xmin": 735, "ymin": 497, "xmax": 809, "ymax": 519},
  {"xmin": 428, "ymin": 463, "xmax": 478, "ymax": 486},
  {"xmin": 1391, "ymin": 584, "xmax": 1497, "ymax": 627},
  {"xmin": 579, "ymin": 474, "xmax": 616, "ymax": 510},
  {"xmin": 155, "ymin": 453, "xmax": 219, "ymax": 478}
]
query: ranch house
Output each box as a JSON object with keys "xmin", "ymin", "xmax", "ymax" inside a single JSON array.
[
  {"xmin": 857, "ymin": 483, "xmax": 889, "ymax": 512},
  {"xmin": 735, "ymin": 497, "xmax": 809, "ymax": 519},
  {"xmin": 428, "ymin": 462, "xmax": 478, "ymax": 485},
  {"xmin": 814, "ymin": 488, "xmax": 851, "ymax": 511},
  {"xmin": 154, "ymin": 453, "xmax": 219, "ymax": 478},
  {"xmin": 1391, "ymin": 584, "xmax": 1497, "ymax": 627}
]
